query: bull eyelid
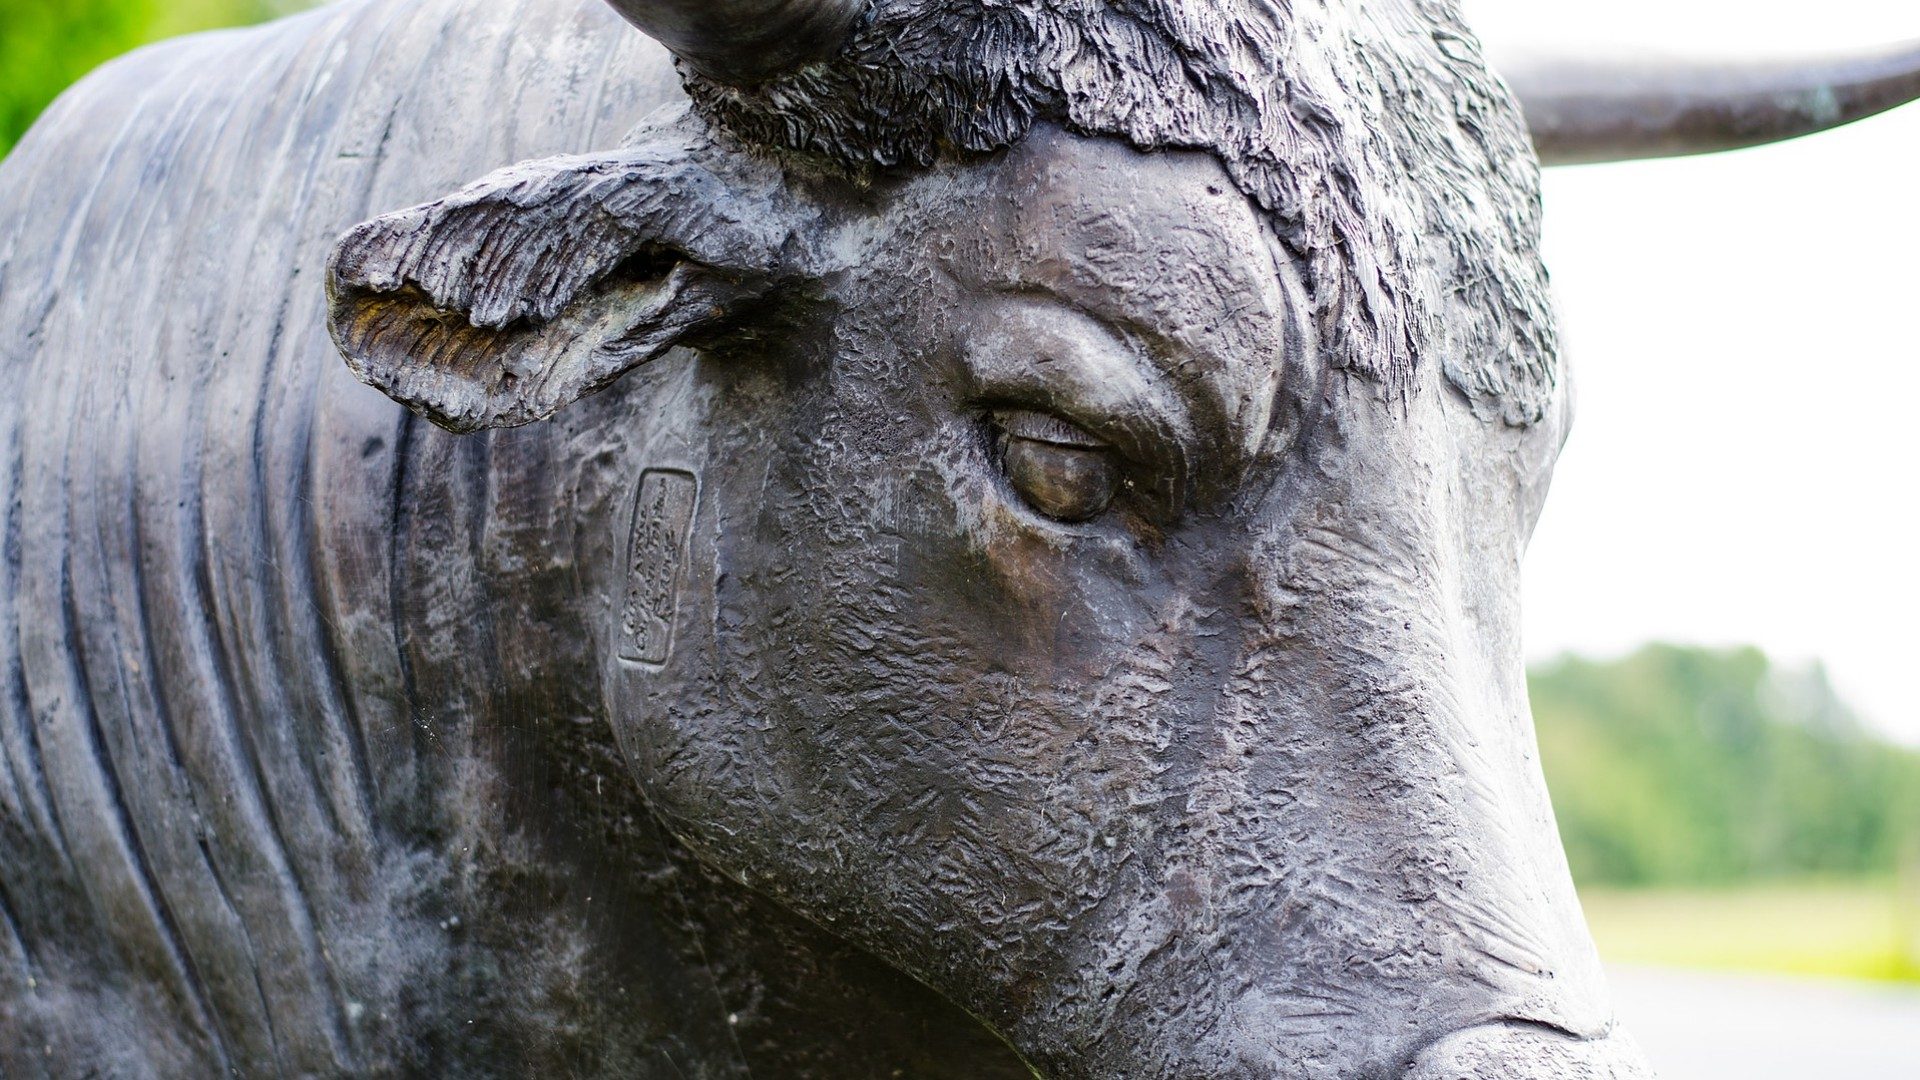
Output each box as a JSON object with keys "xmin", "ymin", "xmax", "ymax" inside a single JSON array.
[
  {"xmin": 959, "ymin": 291, "xmax": 1195, "ymax": 488},
  {"xmin": 991, "ymin": 407, "xmax": 1110, "ymax": 450}
]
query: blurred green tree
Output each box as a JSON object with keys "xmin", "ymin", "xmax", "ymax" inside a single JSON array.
[
  {"xmin": 1532, "ymin": 644, "xmax": 1920, "ymax": 886},
  {"xmin": 1, "ymin": 0, "xmax": 311, "ymax": 157}
]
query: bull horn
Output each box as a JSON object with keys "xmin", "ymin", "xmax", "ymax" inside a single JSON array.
[
  {"xmin": 1493, "ymin": 39, "xmax": 1920, "ymax": 166},
  {"xmin": 602, "ymin": 0, "xmax": 867, "ymax": 85}
]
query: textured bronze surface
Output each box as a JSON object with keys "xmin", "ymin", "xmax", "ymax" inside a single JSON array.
[{"xmin": 1, "ymin": 0, "xmax": 1914, "ymax": 1075}]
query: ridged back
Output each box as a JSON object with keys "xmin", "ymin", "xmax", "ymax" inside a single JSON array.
[{"xmin": 0, "ymin": 2, "xmax": 677, "ymax": 1072}]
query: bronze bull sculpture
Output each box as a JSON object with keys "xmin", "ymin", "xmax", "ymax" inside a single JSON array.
[{"xmin": 1, "ymin": 0, "xmax": 1915, "ymax": 1075}]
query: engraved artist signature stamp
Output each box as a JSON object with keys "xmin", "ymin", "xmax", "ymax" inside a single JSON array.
[{"xmin": 620, "ymin": 469, "xmax": 698, "ymax": 666}]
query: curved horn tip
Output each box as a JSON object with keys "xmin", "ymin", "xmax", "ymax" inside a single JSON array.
[
  {"xmin": 1490, "ymin": 38, "xmax": 1920, "ymax": 166},
  {"xmin": 604, "ymin": 0, "xmax": 868, "ymax": 85}
]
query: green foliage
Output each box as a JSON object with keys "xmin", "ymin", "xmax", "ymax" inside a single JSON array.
[
  {"xmin": 0, "ymin": 0, "xmax": 311, "ymax": 158},
  {"xmin": 1532, "ymin": 644, "xmax": 1920, "ymax": 887}
]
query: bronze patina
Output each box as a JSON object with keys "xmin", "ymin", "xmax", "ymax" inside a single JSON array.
[{"xmin": 0, "ymin": 1, "xmax": 1915, "ymax": 1076}]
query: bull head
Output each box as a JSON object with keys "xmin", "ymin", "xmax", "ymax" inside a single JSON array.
[{"xmin": 326, "ymin": 1, "xmax": 1920, "ymax": 1076}]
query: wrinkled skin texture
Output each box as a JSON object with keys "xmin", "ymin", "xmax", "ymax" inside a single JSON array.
[
  {"xmin": 0, "ymin": 0, "xmax": 1659, "ymax": 1075},
  {"xmin": 330, "ymin": 104, "xmax": 1649, "ymax": 1070},
  {"xmin": 595, "ymin": 130, "xmax": 1641, "ymax": 1076}
]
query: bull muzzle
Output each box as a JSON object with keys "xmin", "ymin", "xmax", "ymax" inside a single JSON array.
[
  {"xmin": 990, "ymin": 489, "xmax": 1660, "ymax": 1078},
  {"xmin": 1405, "ymin": 1020, "xmax": 1655, "ymax": 1079}
]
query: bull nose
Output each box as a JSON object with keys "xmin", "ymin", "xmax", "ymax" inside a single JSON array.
[{"xmin": 1403, "ymin": 1020, "xmax": 1657, "ymax": 1079}]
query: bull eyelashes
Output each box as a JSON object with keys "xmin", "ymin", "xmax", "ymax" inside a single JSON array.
[{"xmin": 990, "ymin": 409, "xmax": 1122, "ymax": 524}]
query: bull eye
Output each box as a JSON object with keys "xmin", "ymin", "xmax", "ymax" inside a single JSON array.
[{"xmin": 990, "ymin": 409, "xmax": 1122, "ymax": 524}]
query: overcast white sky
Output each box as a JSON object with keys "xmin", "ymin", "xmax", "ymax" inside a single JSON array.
[{"xmin": 1460, "ymin": 0, "xmax": 1920, "ymax": 743}]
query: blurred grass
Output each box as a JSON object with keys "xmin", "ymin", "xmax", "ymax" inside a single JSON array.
[
  {"xmin": 1581, "ymin": 881, "xmax": 1920, "ymax": 984},
  {"xmin": 1, "ymin": 0, "xmax": 314, "ymax": 158}
]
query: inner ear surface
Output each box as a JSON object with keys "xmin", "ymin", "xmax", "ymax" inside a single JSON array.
[
  {"xmin": 334, "ymin": 260, "xmax": 764, "ymax": 434},
  {"xmin": 326, "ymin": 112, "xmax": 811, "ymax": 433}
]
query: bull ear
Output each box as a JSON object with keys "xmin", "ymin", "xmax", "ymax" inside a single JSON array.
[{"xmin": 327, "ymin": 115, "xmax": 808, "ymax": 433}]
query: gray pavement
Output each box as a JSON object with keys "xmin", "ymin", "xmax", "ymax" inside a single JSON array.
[{"xmin": 1610, "ymin": 965, "xmax": 1920, "ymax": 1078}]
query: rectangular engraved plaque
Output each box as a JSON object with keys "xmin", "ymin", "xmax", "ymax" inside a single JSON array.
[{"xmin": 619, "ymin": 469, "xmax": 698, "ymax": 666}]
